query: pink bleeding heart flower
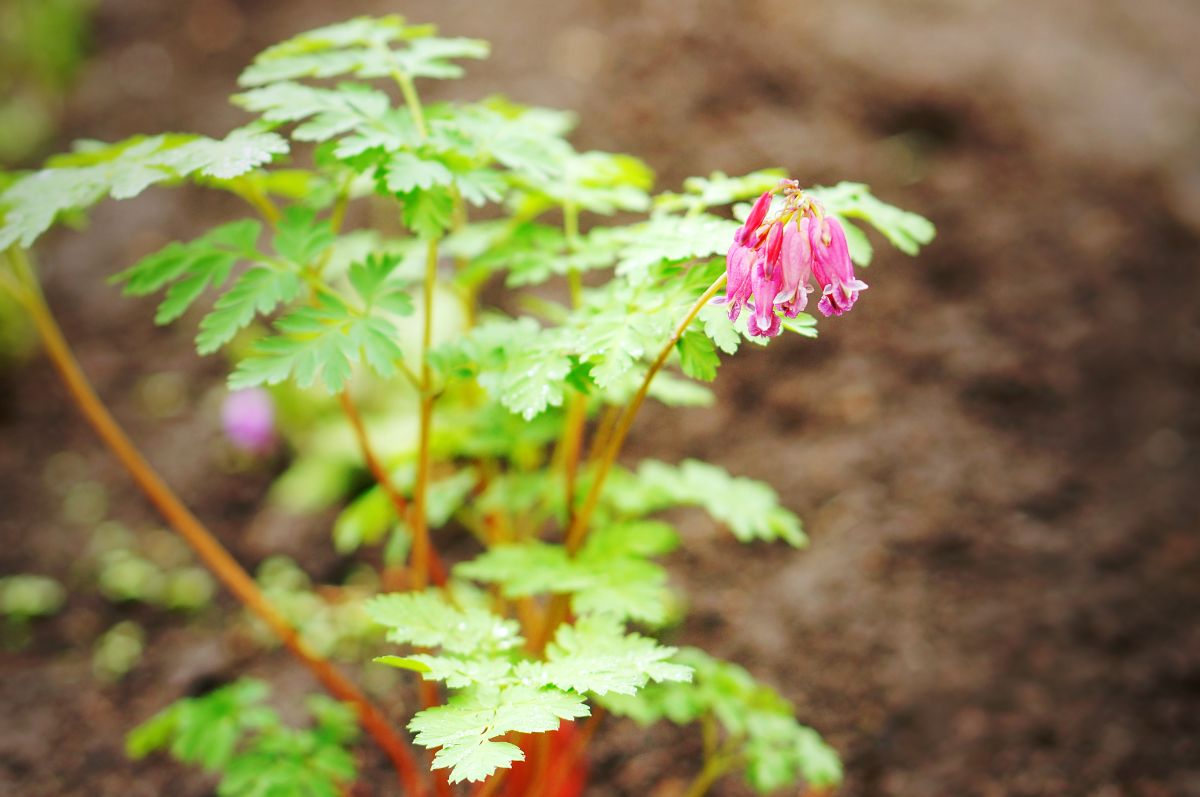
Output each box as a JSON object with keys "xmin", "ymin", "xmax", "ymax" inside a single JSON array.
[
  {"xmin": 747, "ymin": 253, "xmax": 783, "ymax": 338},
  {"xmin": 717, "ymin": 190, "xmax": 774, "ymax": 321},
  {"xmin": 809, "ymin": 215, "xmax": 868, "ymax": 317},
  {"xmin": 719, "ymin": 241, "xmax": 755, "ymax": 322},
  {"xmin": 222, "ymin": 388, "xmax": 276, "ymax": 454},
  {"xmin": 737, "ymin": 190, "xmax": 773, "ymax": 246},
  {"xmin": 775, "ymin": 216, "xmax": 814, "ymax": 318},
  {"xmin": 716, "ymin": 181, "xmax": 868, "ymax": 338},
  {"xmin": 747, "ymin": 222, "xmax": 785, "ymax": 337}
]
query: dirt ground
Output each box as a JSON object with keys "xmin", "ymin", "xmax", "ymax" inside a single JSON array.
[{"xmin": 2, "ymin": 1, "xmax": 1199, "ymax": 795}]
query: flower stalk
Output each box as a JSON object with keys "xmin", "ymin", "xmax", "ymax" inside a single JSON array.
[{"xmin": 564, "ymin": 273, "xmax": 727, "ymax": 554}]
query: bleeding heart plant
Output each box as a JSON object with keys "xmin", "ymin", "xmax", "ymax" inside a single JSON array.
[{"xmin": 0, "ymin": 14, "xmax": 934, "ymax": 797}]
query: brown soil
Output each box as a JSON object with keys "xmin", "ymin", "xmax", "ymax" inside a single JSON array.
[{"xmin": 2, "ymin": 1, "xmax": 1199, "ymax": 796}]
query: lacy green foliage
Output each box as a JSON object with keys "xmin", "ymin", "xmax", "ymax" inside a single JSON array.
[
  {"xmin": 433, "ymin": 256, "xmax": 728, "ymax": 419},
  {"xmin": 409, "ymin": 685, "xmax": 588, "ymax": 784},
  {"xmin": 228, "ymin": 252, "xmax": 414, "ymax": 392},
  {"xmin": 113, "ymin": 219, "xmax": 264, "ymax": 325},
  {"xmin": 604, "ymin": 459, "xmax": 806, "ymax": 545},
  {"xmin": 238, "ymin": 16, "xmax": 489, "ymax": 87},
  {"xmin": 654, "ymin": 169, "xmax": 789, "ymax": 215},
  {"xmin": 367, "ymin": 593, "xmax": 690, "ymax": 782},
  {"xmin": 368, "ymin": 589, "xmax": 522, "ymax": 655},
  {"xmin": 0, "ymin": 128, "xmax": 288, "ymax": 249},
  {"xmin": 457, "ymin": 519, "xmax": 679, "ymax": 624},
  {"xmin": 601, "ymin": 649, "xmax": 843, "ymax": 793},
  {"xmin": 810, "ymin": 181, "xmax": 937, "ymax": 265},
  {"xmin": 612, "ymin": 213, "xmax": 739, "ymax": 280},
  {"xmin": 518, "ymin": 149, "xmax": 653, "ymax": 215},
  {"xmin": 128, "ymin": 679, "xmax": 358, "ymax": 797},
  {"xmin": 466, "ymin": 222, "xmax": 619, "ymax": 288}
]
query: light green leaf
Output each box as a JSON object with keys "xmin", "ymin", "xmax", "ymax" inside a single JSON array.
[
  {"xmin": 519, "ymin": 150, "xmax": 653, "ymax": 215},
  {"xmin": 780, "ymin": 313, "xmax": 818, "ymax": 339},
  {"xmin": 239, "ymin": 16, "xmax": 488, "ymax": 87},
  {"xmin": 372, "ymin": 655, "xmax": 433, "ymax": 674},
  {"xmin": 196, "ymin": 267, "xmax": 301, "ymax": 354},
  {"xmin": 698, "ymin": 303, "xmax": 741, "ymax": 355},
  {"xmin": 153, "ymin": 126, "xmax": 289, "ymax": 181},
  {"xmin": 809, "ymin": 181, "xmax": 935, "ymax": 257},
  {"xmin": 524, "ymin": 615, "xmax": 692, "ymax": 696},
  {"xmin": 0, "ymin": 130, "xmax": 287, "ymax": 250},
  {"xmin": 400, "ymin": 185, "xmax": 455, "ymax": 239},
  {"xmin": 409, "ymin": 685, "xmax": 588, "ymax": 783},
  {"xmin": 449, "ymin": 317, "xmax": 573, "ymax": 420},
  {"xmin": 606, "ymin": 459, "xmax": 806, "ymax": 546},
  {"xmin": 273, "ymin": 206, "xmax": 335, "ymax": 267},
  {"xmin": 234, "ymin": 81, "xmax": 391, "ymax": 142},
  {"xmin": 365, "ymin": 589, "xmax": 522, "ymax": 655},
  {"xmin": 599, "ymin": 648, "xmax": 842, "ymax": 794},
  {"xmin": 457, "ymin": 522, "xmax": 679, "ymax": 626},
  {"xmin": 614, "ymin": 213, "xmax": 739, "ymax": 278},
  {"xmin": 402, "ymin": 654, "xmax": 515, "ymax": 689},
  {"xmin": 676, "ymin": 329, "xmax": 719, "ymax": 382},
  {"xmin": 574, "ymin": 311, "xmax": 660, "ymax": 389},
  {"xmin": 347, "ymin": 253, "xmax": 414, "ymax": 315},
  {"xmin": 228, "ymin": 293, "xmax": 404, "ymax": 393},
  {"xmin": 112, "ymin": 219, "xmax": 263, "ymax": 325},
  {"xmin": 655, "ymin": 169, "xmax": 787, "ymax": 214},
  {"xmin": 582, "ymin": 519, "xmax": 680, "ymax": 559},
  {"xmin": 383, "ymin": 151, "xmax": 454, "ymax": 193},
  {"xmin": 432, "ymin": 740, "xmax": 525, "ymax": 785}
]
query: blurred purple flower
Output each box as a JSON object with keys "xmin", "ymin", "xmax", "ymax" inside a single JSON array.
[{"xmin": 221, "ymin": 388, "xmax": 276, "ymax": 454}]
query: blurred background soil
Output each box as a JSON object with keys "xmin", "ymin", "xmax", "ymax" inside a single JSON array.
[{"xmin": 2, "ymin": 1, "xmax": 1199, "ymax": 795}]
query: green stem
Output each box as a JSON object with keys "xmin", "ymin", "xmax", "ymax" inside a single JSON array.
[
  {"xmin": 681, "ymin": 752, "xmax": 739, "ymax": 797},
  {"xmin": 375, "ymin": 39, "xmax": 429, "ymax": 141},
  {"xmin": 409, "ymin": 237, "xmax": 440, "ymax": 589},
  {"xmin": 0, "ymin": 250, "xmax": 33, "ymax": 304},
  {"xmin": 236, "ymin": 183, "xmax": 281, "ymax": 227},
  {"xmin": 563, "ymin": 201, "xmax": 582, "ymax": 307},
  {"xmin": 395, "ymin": 70, "xmax": 429, "ymax": 140},
  {"xmin": 328, "ymin": 175, "xmax": 354, "ymax": 235},
  {"xmin": 564, "ymin": 273, "xmax": 727, "ymax": 554},
  {"xmin": 701, "ymin": 712, "xmax": 719, "ymax": 759}
]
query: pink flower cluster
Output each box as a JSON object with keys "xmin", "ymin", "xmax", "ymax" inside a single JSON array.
[{"xmin": 718, "ymin": 183, "xmax": 868, "ymax": 337}]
